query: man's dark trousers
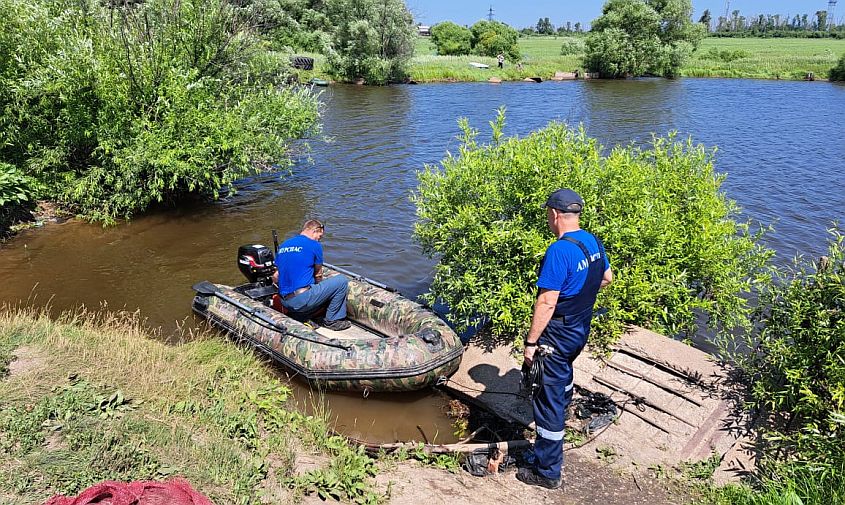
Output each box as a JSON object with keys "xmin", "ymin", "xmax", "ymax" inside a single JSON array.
[{"xmin": 529, "ymin": 306, "xmax": 593, "ymax": 481}]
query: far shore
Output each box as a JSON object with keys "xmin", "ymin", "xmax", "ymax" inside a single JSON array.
[{"xmin": 293, "ymin": 36, "xmax": 845, "ymax": 85}]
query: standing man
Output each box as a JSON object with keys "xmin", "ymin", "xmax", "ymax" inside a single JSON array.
[
  {"xmin": 497, "ymin": 52, "xmax": 505, "ymax": 69},
  {"xmin": 517, "ymin": 189, "xmax": 613, "ymax": 489},
  {"xmin": 274, "ymin": 219, "xmax": 351, "ymax": 331}
]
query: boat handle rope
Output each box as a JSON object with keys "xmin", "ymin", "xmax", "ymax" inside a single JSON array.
[
  {"xmin": 192, "ymin": 281, "xmax": 351, "ymax": 351},
  {"xmin": 236, "ymin": 306, "xmax": 352, "ymax": 351}
]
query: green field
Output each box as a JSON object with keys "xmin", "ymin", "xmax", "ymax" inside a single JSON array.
[{"xmin": 408, "ymin": 35, "xmax": 845, "ymax": 82}]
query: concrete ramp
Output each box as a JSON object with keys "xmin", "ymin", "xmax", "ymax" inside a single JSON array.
[{"xmin": 442, "ymin": 325, "xmax": 752, "ymax": 480}]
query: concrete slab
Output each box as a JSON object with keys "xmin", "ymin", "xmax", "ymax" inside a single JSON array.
[{"xmin": 442, "ymin": 325, "xmax": 751, "ymax": 478}]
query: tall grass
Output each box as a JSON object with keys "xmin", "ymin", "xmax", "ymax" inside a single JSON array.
[
  {"xmin": 704, "ymin": 462, "xmax": 845, "ymax": 505},
  {"xmin": 0, "ymin": 307, "xmax": 384, "ymax": 503},
  {"xmin": 683, "ymin": 38, "xmax": 845, "ymax": 79}
]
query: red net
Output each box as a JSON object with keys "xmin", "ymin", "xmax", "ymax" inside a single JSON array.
[{"xmin": 43, "ymin": 479, "xmax": 214, "ymax": 505}]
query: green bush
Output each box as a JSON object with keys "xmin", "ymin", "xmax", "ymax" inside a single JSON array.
[
  {"xmin": 584, "ymin": 0, "xmax": 704, "ymax": 78},
  {"xmin": 430, "ymin": 21, "xmax": 473, "ymax": 56},
  {"xmin": 0, "ymin": 163, "xmax": 36, "ymax": 209},
  {"xmin": 0, "ymin": 162, "xmax": 38, "ymax": 234},
  {"xmin": 469, "ymin": 20, "xmax": 520, "ymax": 61},
  {"xmin": 0, "ymin": 0, "xmax": 319, "ymax": 223},
  {"xmin": 559, "ymin": 38, "xmax": 586, "ymax": 56},
  {"xmin": 413, "ymin": 110, "xmax": 770, "ymax": 349},
  {"xmin": 704, "ymin": 47, "xmax": 751, "ymax": 62},
  {"xmin": 831, "ymin": 53, "xmax": 845, "ymax": 81},
  {"xmin": 728, "ymin": 231, "xmax": 845, "ymax": 468},
  {"xmin": 324, "ymin": 0, "xmax": 415, "ymax": 84}
]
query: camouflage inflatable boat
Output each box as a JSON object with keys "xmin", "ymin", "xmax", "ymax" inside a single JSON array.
[{"xmin": 191, "ymin": 244, "xmax": 463, "ymax": 393}]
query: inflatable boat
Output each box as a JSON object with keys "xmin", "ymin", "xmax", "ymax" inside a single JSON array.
[{"xmin": 191, "ymin": 244, "xmax": 463, "ymax": 393}]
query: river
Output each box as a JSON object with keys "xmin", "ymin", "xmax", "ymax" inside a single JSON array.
[{"xmin": 1, "ymin": 78, "xmax": 843, "ymax": 443}]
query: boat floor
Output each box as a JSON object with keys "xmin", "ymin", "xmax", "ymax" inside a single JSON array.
[{"xmin": 312, "ymin": 320, "xmax": 383, "ymax": 341}]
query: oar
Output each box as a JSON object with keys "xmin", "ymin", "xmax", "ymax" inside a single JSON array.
[
  {"xmin": 191, "ymin": 281, "xmax": 351, "ymax": 350},
  {"xmin": 323, "ymin": 263, "xmax": 397, "ymax": 292}
]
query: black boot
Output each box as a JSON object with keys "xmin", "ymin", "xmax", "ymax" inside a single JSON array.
[
  {"xmin": 516, "ymin": 467, "xmax": 561, "ymax": 489},
  {"xmin": 323, "ymin": 319, "xmax": 351, "ymax": 331}
]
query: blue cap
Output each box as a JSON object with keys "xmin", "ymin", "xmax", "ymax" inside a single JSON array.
[{"xmin": 543, "ymin": 188, "xmax": 584, "ymax": 213}]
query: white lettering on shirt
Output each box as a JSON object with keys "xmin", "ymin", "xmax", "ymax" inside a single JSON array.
[
  {"xmin": 279, "ymin": 246, "xmax": 303, "ymax": 254},
  {"xmin": 576, "ymin": 252, "xmax": 602, "ymax": 272}
]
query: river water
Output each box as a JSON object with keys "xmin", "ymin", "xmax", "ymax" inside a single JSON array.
[{"xmin": 1, "ymin": 78, "xmax": 843, "ymax": 443}]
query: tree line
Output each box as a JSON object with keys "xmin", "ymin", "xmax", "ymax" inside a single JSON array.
[
  {"xmin": 521, "ymin": 18, "xmax": 584, "ymax": 36},
  {"xmin": 700, "ymin": 8, "xmax": 845, "ymax": 38}
]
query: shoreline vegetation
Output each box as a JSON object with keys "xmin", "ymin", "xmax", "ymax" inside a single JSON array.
[
  {"xmin": 0, "ymin": 307, "xmax": 391, "ymax": 504},
  {"xmin": 292, "ymin": 36, "xmax": 845, "ymax": 84}
]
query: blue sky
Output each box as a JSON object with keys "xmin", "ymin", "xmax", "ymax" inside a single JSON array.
[{"xmin": 407, "ymin": 1, "xmax": 839, "ymax": 28}]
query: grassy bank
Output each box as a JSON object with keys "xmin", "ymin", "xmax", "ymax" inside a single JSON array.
[
  {"xmin": 0, "ymin": 308, "xmax": 384, "ymax": 504},
  {"xmin": 684, "ymin": 38, "xmax": 845, "ymax": 79},
  {"xmin": 408, "ymin": 36, "xmax": 845, "ymax": 82},
  {"xmin": 278, "ymin": 36, "xmax": 845, "ymax": 84}
]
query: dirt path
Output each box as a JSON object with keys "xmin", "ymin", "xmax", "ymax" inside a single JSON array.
[{"xmin": 365, "ymin": 452, "xmax": 690, "ymax": 505}]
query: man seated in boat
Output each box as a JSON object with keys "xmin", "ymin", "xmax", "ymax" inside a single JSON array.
[{"xmin": 272, "ymin": 219, "xmax": 352, "ymax": 331}]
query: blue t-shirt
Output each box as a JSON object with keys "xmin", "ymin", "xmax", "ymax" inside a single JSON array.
[
  {"xmin": 275, "ymin": 234, "xmax": 323, "ymax": 296},
  {"xmin": 536, "ymin": 230, "xmax": 610, "ymax": 297}
]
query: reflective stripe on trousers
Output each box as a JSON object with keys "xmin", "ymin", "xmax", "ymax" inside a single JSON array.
[{"xmin": 529, "ymin": 308, "xmax": 593, "ymax": 481}]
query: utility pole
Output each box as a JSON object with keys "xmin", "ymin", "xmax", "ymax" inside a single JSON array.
[
  {"xmin": 829, "ymin": 0, "xmax": 837, "ymax": 30},
  {"xmin": 487, "ymin": 5, "xmax": 494, "ymax": 22},
  {"xmin": 723, "ymin": 0, "xmax": 730, "ymax": 21}
]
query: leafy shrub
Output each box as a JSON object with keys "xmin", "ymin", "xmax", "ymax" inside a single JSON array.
[
  {"xmin": 559, "ymin": 38, "xmax": 585, "ymax": 56},
  {"xmin": 430, "ymin": 21, "xmax": 473, "ymax": 56},
  {"xmin": 413, "ymin": 110, "xmax": 770, "ymax": 349},
  {"xmin": 0, "ymin": 0, "xmax": 319, "ymax": 223},
  {"xmin": 236, "ymin": 0, "xmax": 331, "ymax": 52},
  {"xmin": 584, "ymin": 0, "xmax": 704, "ymax": 78},
  {"xmin": 831, "ymin": 53, "xmax": 845, "ymax": 81},
  {"xmin": 324, "ymin": 0, "xmax": 415, "ymax": 84},
  {"xmin": 0, "ymin": 162, "xmax": 37, "ymax": 234},
  {"xmin": 728, "ymin": 230, "xmax": 845, "ymax": 469},
  {"xmin": 705, "ymin": 47, "xmax": 751, "ymax": 62},
  {"xmin": 469, "ymin": 20, "xmax": 520, "ymax": 61},
  {"xmin": 0, "ymin": 163, "xmax": 36, "ymax": 209}
]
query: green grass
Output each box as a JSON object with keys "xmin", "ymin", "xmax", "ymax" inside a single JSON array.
[
  {"xmin": 697, "ymin": 462, "xmax": 845, "ymax": 505},
  {"xmin": 411, "ymin": 35, "xmax": 582, "ymax": 82},
  {"xmin": 0, "ymin": 307, "xmax": 385, "ymax": 504},
  {"xmin": 684, "ymin": 38, "xmax": 845, "ymax": 79},
  {"xmin": 409, "ymin": 35, "xmax": 845, "ymax": 82}
]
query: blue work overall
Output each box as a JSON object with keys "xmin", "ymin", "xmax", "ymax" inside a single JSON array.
[{"xmin": 529, "ymin": 236, "xmax": 605, "ymax": 481}]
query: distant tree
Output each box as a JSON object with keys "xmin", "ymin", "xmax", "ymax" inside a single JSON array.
[
  {"xmin": 574, "ymin": 21, "xmax": 582, "ymax": 33},
  {"xmin": 430, "ymin": 21, "xmax": 472, "ymax": 55},
  {"xmin": 815, "ymin": 10, "xmax": 828, "ymax": 31},
  {"xmin": 324, "ymin": 0, "xmax": 416, "ymax": 84},
  {"xmin": 567, "ymin": 21, "xmax": 572, "ymax": 32},
  {"xmin": 536, "ymin": 17, "xmax": 554, "ymax": 35},
  {"xmin": 469, "ymin": 20, "xmax": 520, "ymax": 60},
  {"xmin": 584, "ymin": 0, "xmax": 704, "ymax": 78},
  {"xmin": 698, "ymin": 8, "xmax": 711, "ymax": 31}
]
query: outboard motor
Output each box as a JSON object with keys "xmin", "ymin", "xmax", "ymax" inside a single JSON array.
[{"xmin": 237, "ymin": 244, "xmax": 276, "ymax": 285}]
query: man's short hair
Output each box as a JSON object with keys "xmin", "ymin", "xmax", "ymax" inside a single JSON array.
[{"xmin": 302, "ymin": 219, "xmax": 324, "ymax": 232}]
